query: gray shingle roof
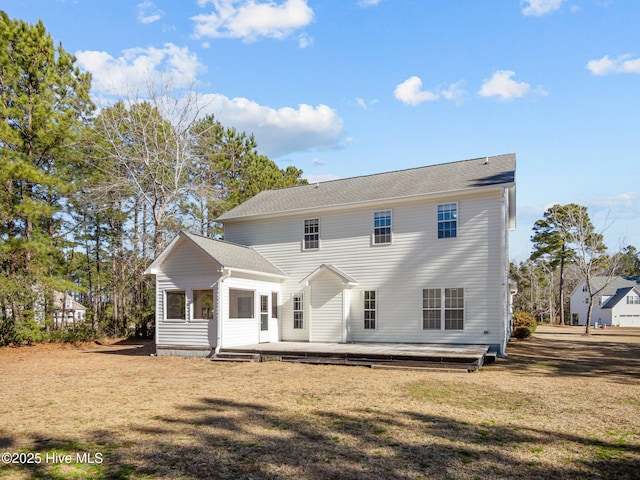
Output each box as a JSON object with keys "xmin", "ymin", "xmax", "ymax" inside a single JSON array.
[
  {"xmin": 218, "ymin": 154, "xmax": 516, "ymax": 221},
  {"xmin": 182, "ymin": 232, "xmax": 285, "ymax": 277},
  {"xmin": 145, "ymin": 231, "xmax": 285, "ymax": 277},
  {"xmin": 589, "ymin": 276, "xmax": 640, "ymax": 296},
  {"xmin": 601, "ymin": 286, "xmax": 640, "ymax": 309}
]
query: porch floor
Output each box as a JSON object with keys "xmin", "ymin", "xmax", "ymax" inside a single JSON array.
[{"xmin": 218, "ymin": 342, "xmax": 492, "ymax": 371}]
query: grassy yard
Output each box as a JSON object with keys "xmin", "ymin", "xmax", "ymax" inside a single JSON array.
[{"xmin": 1, "ymin": 326, "xmax": 639, "ymax": 479}]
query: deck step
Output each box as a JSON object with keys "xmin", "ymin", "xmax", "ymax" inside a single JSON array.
[
  {"xmin": 212, "ymin": 352, "xmax": 261, "ymax": 363},
  {"xmin": 280, "ymin": 355, "xmax": 481, "ymax": 371}
]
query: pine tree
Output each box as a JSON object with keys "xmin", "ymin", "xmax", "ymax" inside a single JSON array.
[{"xmin": 0, "ymin": 12, "xmax": 93, "ymax": 343}]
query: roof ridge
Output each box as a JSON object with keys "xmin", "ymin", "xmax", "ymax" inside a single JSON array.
[
  {"xmin": 298, "ymin": 153, "xmax": 515, "ymax": 188},
  {"xmin": 182, "ymin": 230, "xmax": 255, "ymax": 251}
]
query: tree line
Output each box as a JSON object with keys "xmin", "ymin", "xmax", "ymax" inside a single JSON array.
[
  {"xmin": 511, "ymin": 203, "xmax": 640, "ymax": 333},
  {"xmin": 0, "ymin": 13, "xmax": 306, "ymax": 345}
]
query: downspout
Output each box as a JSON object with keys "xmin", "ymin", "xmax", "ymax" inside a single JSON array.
[
  {"xmin": 499, "ymin": 188, "xmax": 509, "ymax": 357},
  {"xmin": 213, "ymin": 268, "xmax": 231, "ymax": 355}
]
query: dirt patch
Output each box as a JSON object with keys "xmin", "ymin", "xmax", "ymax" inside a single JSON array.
[{"xmin": 1, "ymin": 326, "xmax": 639, "ymax": 479}]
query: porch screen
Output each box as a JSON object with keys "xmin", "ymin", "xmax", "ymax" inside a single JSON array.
[{"xmin": 229, "ymin": 289, "xmax": 254, "ymax": 318}]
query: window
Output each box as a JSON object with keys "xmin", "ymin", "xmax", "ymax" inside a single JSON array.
[
  {"xmin": 444, "ymin": 288, "xmax": 464, "ymax": 330},
  {"xmin": 437, "ymin": 203, "xmax": 457, "ymax": 239},
  {"xmin": 260, "ymin": 295, "xmax": 269, "ymax": 331},
  {"xmin": 373, "ymin": 211, "xmax": 392, "ymax": 244},
  {"xmin": 422, "ymin": 288, "xmax": 441, "ymax": 329},
  {"xmin": 422, "ymin": 288, "xmax": 464, "ymax": 330},
  {"xmin": 304, "ymin": 219, "xmax": 319, "ymax": 250},
  {"xmin": 293, "ymin": 293, "xmax": 304, "ymax": 329},
  {"xmin": 272, "ymin": 292, "xmax": 279, "ymax": 318},
  {"xmin": 193, "ymin": 289, "xmax": 214, "ymax": 320},
  {"xmin": 628, "ymin": 295, "xmax": 640, "ymax": 305},
  {"xmin": 229, "ymin": 289, "xmax": 254, "ymax": 318},
  {"xmin": 166, "ymin": 291, "xmax": 186, "ymax": 320},
  {"xmin": 364, "ymin": 291, "xmax": 377, "ymax": 329}
]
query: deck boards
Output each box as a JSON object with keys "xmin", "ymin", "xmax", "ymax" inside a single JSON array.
[{"xmin": 218, "ymin": 342, "xmax": 491, "ymax": 371}]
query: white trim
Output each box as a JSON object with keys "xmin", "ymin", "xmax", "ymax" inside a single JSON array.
[
  {"xmin": 300, "ymin": 264, "xmax": 357, "ymax": 287},
  {"xmin": 363, "ymin": 290, "xmax": 377, "ymax": 330},
  {"xmin": 372, "ymin": 210, "xmax": 393, "ymax": 246},
  {"xmin": 302, "ymin": 217, "xmax": 321, "ymax": 251}
]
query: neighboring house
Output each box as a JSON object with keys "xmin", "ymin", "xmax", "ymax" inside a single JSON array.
[
  {"xmin": 145, "ymin": 154, "xmax": 517, "ymax": 357},
  {"xmin": 570, "ymin": 276, "xmax": 640, "ymax": 327},
  {"xmin": 52, "ymin": 291, "xmax": 87, "ymax": 325}
]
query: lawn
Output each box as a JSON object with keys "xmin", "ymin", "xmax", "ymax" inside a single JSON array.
[{"xmin": 1, "ymin": 326, "xmax": 639, "ymax": 479}]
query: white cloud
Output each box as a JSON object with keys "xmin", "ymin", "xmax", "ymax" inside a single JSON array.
[
  {"xmin": 137, "ymin": 1, "xmax": 164, "ymax": 24},
  {"xmin": 521, "ymin": 0, "xmax": 565, "ymax": 16},
  {"xmin": 478, "ymin": 70, "xmax": 545, "ymax": 100},
  {"xmin": 586, "ymin": 54, "xmax": 640, "ymax": 75},
  {"xmin": 394, "ymin": 76, "xmax": 466, "ymax": 106},
  {"xmin": 358, "ymin": 0, "xmax": 381, "ymax": 7},
  {"xmin": 76, "ymin": 43, "xmax": 204, "ymax": 97},
  {"xmin": 305, "ymin": 173, "xmax": 342, "ymax": 184},
  {"xmin": 394, "ymin": 76, "xmax": 438, "ymax": 106},
  {"xmin": 440, "ymin": 81, "xmax": 466, "ymax": 103},
  {"xmin": 192, "ymin": 0, "xmax": 314, "ymax": 43},
  {"xmin": 355, "ymin": 97, "xmax": 379, "ymax": 110},
  {"xmin": 201, "ymin": 94, "xmax": 345, "ymax": 157},
  {"xmin": 589, "ymin": 192, "xmax": 640, "ymax": 215}
]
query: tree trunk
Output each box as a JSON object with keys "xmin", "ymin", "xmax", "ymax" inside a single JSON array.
[{"xmin": 559, "ymin": 249, "xmax": 565, "ymax": 325}]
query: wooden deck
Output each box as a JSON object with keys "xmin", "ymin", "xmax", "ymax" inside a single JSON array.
[{"xmin": 215, "ymin": 342, "xmax": 493, "ymax": 372}]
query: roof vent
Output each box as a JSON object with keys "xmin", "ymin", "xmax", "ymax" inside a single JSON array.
[{"xmin": 484, "ymin": 156, "xmax": 489, "ymax": 165}]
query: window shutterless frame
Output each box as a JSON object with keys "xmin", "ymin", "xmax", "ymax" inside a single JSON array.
[{"xmin": 303, "ymin": 218, "xmax": 320, "ymax": 250}]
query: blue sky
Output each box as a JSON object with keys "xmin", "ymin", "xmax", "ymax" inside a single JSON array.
[{"xmin": 4, "ymin": 0, "xmax": 639, "ymax": 261}]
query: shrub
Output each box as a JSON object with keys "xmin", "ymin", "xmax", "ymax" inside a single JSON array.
[{"xmin": 512, "ymin": 310, "xmax": 537, "ymax": 339}]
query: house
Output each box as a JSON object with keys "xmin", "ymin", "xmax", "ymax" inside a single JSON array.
[
  {"xmin": 145, "ymin": 154, "xmax": 517, "ymax": 357},
  {"xmin": 52, "ymin": 291, "xmax": 87, "ymax": 325},
  {"xmin": 570, "ymin": 276, "xmax": 640, "ymax": 327}
]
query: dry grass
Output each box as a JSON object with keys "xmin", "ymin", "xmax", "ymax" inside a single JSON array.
[{"xmin": 1, "ymin": 326, "xmax": 639, "ymax": 479}]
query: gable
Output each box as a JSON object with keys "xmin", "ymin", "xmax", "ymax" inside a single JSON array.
[
  {"xmin": 602, "ymin": 286, "xmax": 640, "ymax": 309},
  {"xmin": 218, "ymin": 154, "xmax": 515, "ymax": 221},
  {"xmin": 144, "ymin": 231, "xmax": 285, "ymax": 278}
]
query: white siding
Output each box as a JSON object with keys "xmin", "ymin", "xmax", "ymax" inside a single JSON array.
[
  {"xmin": 611, "ymin": 292, "xmax": 640, "ymax": 327},
  {"xmin": 155, "ymin": 237, "xmax": 220, "ymax": 348},
  {"xmin": 224, "ymin": 189, "xmax": 507, "ymax": 348},
  {"xmin": 309, "ymin": 270, "xmax": 344, "ymax": 342},
  {"xmin": 570, "ymin": 282, "xmax": 613, "ymax": 326},
  {"xmin": 219, "ymin": 275, "xmax": 282, "ymax": 347}
]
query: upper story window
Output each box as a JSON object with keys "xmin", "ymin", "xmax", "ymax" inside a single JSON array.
[
  {"xmin": 304, "ymin": 218, "xmax": 319, "ymax": 250},
  {"xmin": 628, "ymin": 295, "xmax": 640, "ymax": 305},
  {"xmin": 373, "ymin": 210, "xmax": 392, "ymax": 244},
  {"xmin": 437, "ymin": 203, "xmax": 457, "ymax": 239}
]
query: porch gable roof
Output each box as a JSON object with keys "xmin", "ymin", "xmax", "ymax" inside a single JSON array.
[
  {"xmin": 300, "ymin": 264, "xmax": 357, "ymax": 287},
  {"xmin": 144, "ymin": 231, "xmax": 286, "ymax": 278}
]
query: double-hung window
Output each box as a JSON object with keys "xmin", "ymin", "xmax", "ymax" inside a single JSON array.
[
  {"xmin": 293, "ymin": 293, "xmax": 304, "ymax": 329},
  {"xmin": 437, "ymin": 203, "xmax": 457, "ymax": 238},
  {"xmin": 304, "ymin": 219, "xmax": 319, "ymax": 250},
  {"xmin": 628, "ymin": 295, "xmax": 640, "ymax": 305},
  {"xmin": 444, "ymin": 288, "xmax": 464, "ymax": 330},
  {"xmin": 422, "ymin": 288, "xmax": 464, "ymax": 330},
  {"xmin": 422, "ymin": 288, "xmax": 441, "ymax": 329},
  {"xmin": 364, "ymin": 291, "xmax": 377, "ymax": 329},
  {"xmin": 373, "ymin": 210, "xmax": 392, "ymax": 244}
]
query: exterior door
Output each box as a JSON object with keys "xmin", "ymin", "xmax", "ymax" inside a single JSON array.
[{"xmin": 259, "ymin": 295, "xmax": 269, "ymax": 343}]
